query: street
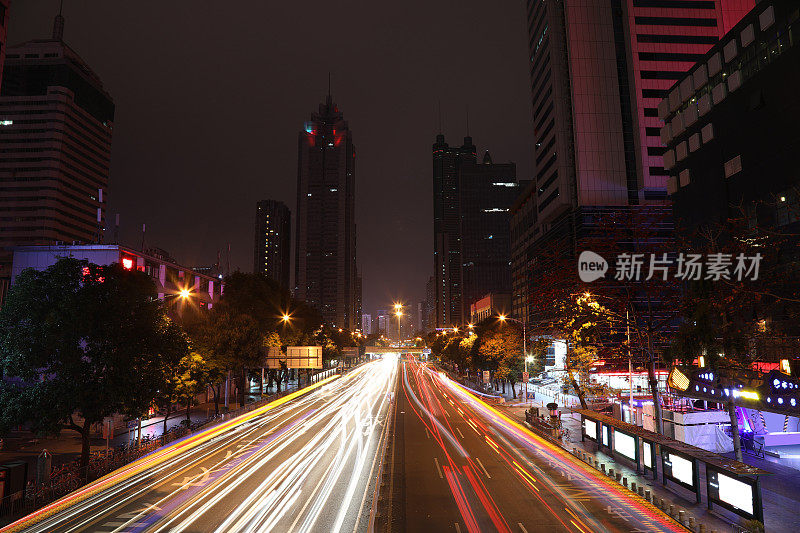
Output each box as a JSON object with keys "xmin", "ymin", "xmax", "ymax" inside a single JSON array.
[
  {"xmin": 397, "ymin": 357, "xmax": 683, "ymax": 533},
  {"xmin": 1, "ymin": 357, "xmax": 397, "ymax": 533}
]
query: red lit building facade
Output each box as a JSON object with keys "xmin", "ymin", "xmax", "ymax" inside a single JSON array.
[
  {"xmin": 626, "ymin": 0, "xmax": 755, "ymax": 196},
  {"xmin": 511, "ymin": 0, "xmax": 754, "ymax": 325}
]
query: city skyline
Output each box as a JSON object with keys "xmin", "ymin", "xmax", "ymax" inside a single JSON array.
[{"xmin": 3, "ymin": 0, "xmax": 534, "ymax": 315}]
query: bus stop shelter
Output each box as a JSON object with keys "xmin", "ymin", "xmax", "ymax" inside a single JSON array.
[{"xmin": 573, "ymin": 408, "xmax": 769, "ymax": 523}]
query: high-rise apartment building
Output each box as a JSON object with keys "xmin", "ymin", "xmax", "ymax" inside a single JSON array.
[
  {"xmin": 511, "ymin": 0, "xmax": 754, "ymax": 323},
  {"xmin": 253, "ymin": 200, "xmax": 291, "ymax": 289},
  {"xmin": 361, "ymin": 313, "xmax": 372, "ymax": 336},
  {"xmin": 0, "ymin": 14, "xmax": 114, "ymax": 305},
  {"xmin": 432, "ymin": 133, "xmax": 475, "ymax": 328},
  {"xmin": 294, "ymin": 93, "xmax": 357, "ymax": 329}
]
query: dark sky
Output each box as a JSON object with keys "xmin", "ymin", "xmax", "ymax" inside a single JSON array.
[{"xmin": 7, "ymin": 0, "xmax": 534, "ymax": 317}]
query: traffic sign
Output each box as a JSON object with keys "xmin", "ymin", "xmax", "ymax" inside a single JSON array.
[
  {"xmin": 522, "ymin": 372, "xmax": 529, "ymax": 383},
  {"xmin": 483, "ymin": 370, "xmax": 490, "ymax": 383}
]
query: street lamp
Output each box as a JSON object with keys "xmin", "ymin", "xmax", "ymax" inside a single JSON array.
[
  {"xmin": 394, "ymin": 302, "xmax": 404, "ymax": 347},
  {"xmin": 498, "ymin": 314, "xmax": 530, "ymax": 403}
]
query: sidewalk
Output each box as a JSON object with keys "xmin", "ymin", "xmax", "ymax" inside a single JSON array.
[{"xmin": 487, "ymin": 382, "xmax": 797, "ymax": 533}]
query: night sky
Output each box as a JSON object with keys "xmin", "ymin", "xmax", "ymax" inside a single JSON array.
[{"xmin": 7, "ymin": 1, "xmax": 534, "ymax": 316}]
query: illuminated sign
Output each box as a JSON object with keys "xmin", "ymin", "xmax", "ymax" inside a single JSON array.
[
  {"xmin": 781, "ymin": 359, "xmax": 791, "ymax": 375},
  {"xmin": 668, "ymin": 367, "xmax": 690, "ymax": 391},
  {"xmin": 642, "ymin": 441, "xmax": 653, "ymax": 468},
  {"xmin": 614, "ymin": 430, "xmax": 636, "ymax": 461},
  {"xmin": 602, "ymin": 425, "xmax": 610, "ymax": 447},
  {"xmin": 663, "ymin": 450, "xmax": 695, "ymax": 489},
  {"xmin": 707, "ymin": 469, "xmax": 756, "ymax": 518},
  {"xmin": 266, "ymin": 346, "xmax": 323, "ymax": 370},
  {"xmin": 583, "ymin": 418, "xmax": 597, "ymax": 440},
  {"xmin": 121, "ymin": 257, "xmax": 134, "ymax": 270}
]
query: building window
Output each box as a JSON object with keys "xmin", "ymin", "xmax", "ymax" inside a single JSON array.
[{"xmin": 724, "ymin": 155, "xmax": 742, "ymax": 178}]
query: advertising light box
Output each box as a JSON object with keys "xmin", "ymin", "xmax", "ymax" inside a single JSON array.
[
  {"xmin": 663, "ymin": 450, "xmax": 695, "ymax": 490},
  {"xmin": 707, "ymin": 469, "xmax": 756, "ymax": 518},
  {"xmin": 583, "ymin": 419, "xmax": 597, "ymax": 440},
  {"xmin": 614, "ymin": 430, "xmax": 636, "ymax": 461},
  {"xmin": 642, "ymin": 441, "xmax": 653, "ymax": 469}
]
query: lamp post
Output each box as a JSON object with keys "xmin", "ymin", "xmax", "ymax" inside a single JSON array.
[
  {"xmin": 498, "ymin": 314, "xmax": 529, "ymax": 403},
  {"xmin": 394, "ymin": 303, "xmax": 403, "ymax": 348}
]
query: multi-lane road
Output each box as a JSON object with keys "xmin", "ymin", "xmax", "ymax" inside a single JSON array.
[
  {"xmin": 396, "ymin": 357, "xmax": 683, "ymax": 533},
  {"xmin": 4, "ymin": 354, "xmax": 685, "ymax": 533},
  {"xmin": 1, "ymin": 356, "xmax": 397, "ymax": 533}
]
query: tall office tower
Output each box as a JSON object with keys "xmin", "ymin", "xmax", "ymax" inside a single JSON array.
[
  {"xmin": 354, "ymin": 269, "xmax": 362, "ymax": 330},
  {"xmin": 295, "ymin": 93, "xmax": 357, "ymax": 329},
  {"xmin": 0, "ymin": 13, "xmax": 114, "ymax": 305},
  {"xmin": 424, "ymin": 276, "xmax": 436, "ymax": 331},
  {"xmin": 511, "ymin": 0, "xmax": 753, "ymax": 322},
  {"xmin": 459, "ymin": 150, "xmax": 519, "ymax": 316},
  {"xmin": 253, "ymin": 200, "xmax": 291, "ymax": 289},
  {"xmin": 0, "ymin": 0, "xmax": 9, "ymax": 86},
  {"xmin": 361, "ymin": 313, "xmax": 372, "ymax": 336},
  {"xmin": 376, "ymin": 309, "xmax": 388, "ymax": 337},
  {"xmin": 432, "ymin": 133, "xmax": 476, "ymax": 328}
]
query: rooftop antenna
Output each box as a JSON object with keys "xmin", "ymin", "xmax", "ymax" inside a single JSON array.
[
  {"xmin": 327, "ymin": 72, "xmax": 332, "ymax": 106},
  {"xmin": 53, "ymin": 0, "xmax": 65, "ymax": 41}
]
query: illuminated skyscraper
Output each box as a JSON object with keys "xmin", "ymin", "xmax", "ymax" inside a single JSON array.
[{"xmin": 294, "ymin": 93, "xmax": 357, "ymax": 329}]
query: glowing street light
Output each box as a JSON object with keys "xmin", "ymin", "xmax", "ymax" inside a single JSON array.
[
  {"xmin": 178, "ymin": 288, "xmax": 191, "ymax": 299},
  {"xmin": 281, "ymin": 313, "xmax": 291, "ymax": 323}
]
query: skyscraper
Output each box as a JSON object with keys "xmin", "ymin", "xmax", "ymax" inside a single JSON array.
[
  {"xmin": 253, "ymin": 200, "xmax": 291, "ymax": 289},
  {"xmin": 294, "ymin": 93, "xmax": 357, "ymax": 329},
  {"xmin": 511, "ymin": 0, "xmax": 754, "ymax": 323},
  {"xmin": 459, "ymin": 150, "xmax": 520, "ymax": 315},
  {"xmin": 0, "ymin": 12, "xmax": 114, "ymax": 305},
  {"xmin": 361, "ymin": 313, "xmax": 372, "ymax": 335},
  {"xmin": 433, "ymin": 135, "xmax": 519, "ymax": 327},
  {"xmin": 432, "ymin": 134, "xmax": 476, "ymax": 328},
  {"xmin": 0, "ymin": 0, "xmax": 9, "ymax": 86}
]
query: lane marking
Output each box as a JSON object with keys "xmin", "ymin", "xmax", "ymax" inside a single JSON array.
[
  {"xmin": 454, "ymin": 522, "xmax": 462, "ymax": 533},
  {"xmin": 518, "ymin": 523, "xmax": 529, "ymax": 533},
  {"xmin": 474, "ymin": 457, "xmax": 491, "ymax": 479},
  {"xmin": 456, "ymin": 428, "xmax": 465, "ymax": 439},
  {"xmin": 426, "ymin": 427, "xmax": 431, "ymax": 440},
  {"xmin": 434, "ymin": 457, "xmax": 444, "ymax": 479}
]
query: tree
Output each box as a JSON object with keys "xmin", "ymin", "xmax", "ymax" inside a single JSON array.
[
  {"xmin": 176, "ymin": 352, "xmax": 212, "ymax": 422},
  {"xmin": 472, "ymin": 320, "xmax": 523, "ymax": 394},
  {"xmin": 0, "ymin": 259, "xmax": 188, "ymax": 476}
]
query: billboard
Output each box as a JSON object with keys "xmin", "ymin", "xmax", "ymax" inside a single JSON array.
[
  {"xmin": 583, "ymin": 418, "xmax": 597, "ymax": 441},
  {"xmin": 707, "ymin": 468, "xmax": 757, "ymax": 518},
  {"xmin": 613, "ymin": 430, "xmax": 636, "ymax": 461},
  {"xmin": 265, "ymin": 346, "xmax": 323, "ymax": 369},
  {"xmin": 342, "ymin": 347, "xmax": 359, "ymax": 360},
  {"xmin": 642, "ymin": 441, "xmax": 653, "ymax": 469},
  {"xmin": 662, "ymin": 449, "xmax": 695, "ymax": 490}
]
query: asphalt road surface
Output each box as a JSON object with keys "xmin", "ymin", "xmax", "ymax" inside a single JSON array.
[
  {"xmin": 398, "ymin": 357, "xmax": 685, "ymax": 533},
  {"xmin": 2, "ymin": 357, "xmax": 397, "ymax": 533}
]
